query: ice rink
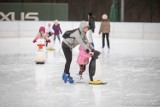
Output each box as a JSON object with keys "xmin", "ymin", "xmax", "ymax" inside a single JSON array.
[{"xmin": 0, "ymin": 37, "xmax": 160, "ymax": 107}]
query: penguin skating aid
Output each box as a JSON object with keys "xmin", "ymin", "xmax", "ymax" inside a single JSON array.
[
  {"xmin": 88, "ymin": 50, "xmax": 107, "ymax": 85},
  {"xmin": 35, "ymin": 39, "xmax": 46, "ymax": 64}
]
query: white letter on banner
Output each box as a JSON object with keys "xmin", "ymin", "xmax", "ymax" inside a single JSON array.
[
  {"xmin": 25, "ymin": 12, "xmax": 39, "ymax": 21},
  {"xmin": 0, "ymin": 12, "xmax": 15, "ymax": 21}
]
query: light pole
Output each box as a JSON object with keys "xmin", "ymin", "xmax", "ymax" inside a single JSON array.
[{"xmin": 120, "ymin": 0, "xmax": 124, "ymax": 22}]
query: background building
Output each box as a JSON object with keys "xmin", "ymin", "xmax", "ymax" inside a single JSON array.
[{"xmin": 0, "ymin": 0, "xmax": 160, "ymax": 22}]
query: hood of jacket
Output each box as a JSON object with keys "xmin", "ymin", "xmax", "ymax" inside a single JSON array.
[{"xmin": 79, "ymin": 21, "xmax": 89, "ymax": 35}]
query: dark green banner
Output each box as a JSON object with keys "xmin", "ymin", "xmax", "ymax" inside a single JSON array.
[{"xmin": 0, "ymin": 3, "xmax": 68, "ymax": 21}]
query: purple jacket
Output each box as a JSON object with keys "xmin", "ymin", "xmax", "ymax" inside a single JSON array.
[{"xmin": 52, "ymin": 24, "xmax": 62, "ymax": 35}]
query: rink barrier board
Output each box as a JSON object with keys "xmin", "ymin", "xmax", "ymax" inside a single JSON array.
[{"xmin": 0, "ymin": 21, "xmax": 160, "ymax": 39}]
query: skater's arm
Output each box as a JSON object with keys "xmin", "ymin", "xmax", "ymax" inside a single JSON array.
[
  {"xmin": 83, "ymin": 51, "xmax": 92, "ymax": 58},
  {"xmin": 73, "ymin": 32, "xmax": 90, "ymax": 51},
  {"xmin": 99, "ymin": 22, "xmax": 102, "ymax": 34},
  {"xmin": 52, "ymin": 25, "xmax": 55, "ymax": 32},
  {"xmin": 84, "ymin": 35, "xmax": 89, "ymax": 44},
  {"xmin": 33, "ymin": 33, "xmax": 39, "ymax": 43},
  {"xmin": 59, "ymin": 24, "xmax": 62, "ymax": 34},
  {"xmin": 108, "ymin": 21, "xmax": 111, "ymax": 32},
  {"xmin": 84, "ymin": 34, "xmax": 94, "ymax": 50},
  {"xmin": 43, "ymin": 33, "xmax": 51, "ymax": 42}
]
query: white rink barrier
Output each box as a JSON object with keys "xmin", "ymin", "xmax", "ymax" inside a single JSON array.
[{"xmin": 0, "ymin": 21, "xmax": 160, "ymax": 39}]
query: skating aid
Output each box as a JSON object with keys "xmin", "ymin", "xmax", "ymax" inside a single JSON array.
[
  {"xmin": 89, "ymin": 80, "xmax": 107, "ymax": 85},
  {"xmin": 88, "ymin": 50, "xmax": 107, "ymax": 85},
  {"xmin": 35, "ymin": 39, "xmax": 46, "ymax": 64},
  {"xmin": 89, "ymin": 50, "xmax": 100, "ymax": 81},
  {"xmin": 46, "ymin": 36, "xmax": 55, "ymax": 51}
]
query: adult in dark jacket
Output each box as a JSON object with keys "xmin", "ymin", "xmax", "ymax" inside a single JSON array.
[
  {"xmin": 62, "ymin": 21, "xmax": 92, "ymax": 84},
  {"xmin": 87, "ymin": 12, "xmax": 95, "ymax": 47}
]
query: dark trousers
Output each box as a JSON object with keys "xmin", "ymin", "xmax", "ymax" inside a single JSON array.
[
  {"xmin": 54, "ymin": 34, "xmax": 61, "ymax": 42},
  {"xmin": 62, "ymin": 42, "xmax": 72, "ymax": 74},
  {"xmin": 102, "ymin": 33, "xmax": 110, "ymax": 48}
]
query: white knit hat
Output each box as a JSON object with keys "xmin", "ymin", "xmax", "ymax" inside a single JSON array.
[{"xmin": 102, "ymin": 14, "xmax": 108, "ymax": 19}]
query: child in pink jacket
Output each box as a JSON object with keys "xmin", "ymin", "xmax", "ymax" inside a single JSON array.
[
  {"xmin": 33, "ymin": 26, "xmax": 51, "ymax": 43},
  {"xmin": 77, "ymin": 45, "xmax": 92, "ymax": 80}
]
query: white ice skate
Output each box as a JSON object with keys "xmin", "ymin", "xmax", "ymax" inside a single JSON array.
[{"xmin": 76, "ymin": 74, "xmax": 84, "ymax": 83}]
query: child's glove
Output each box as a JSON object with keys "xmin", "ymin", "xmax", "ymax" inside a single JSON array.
[
  {"xmin": 32, "ymin": 40, "xmax": 36, "ymax": 43},
  {"xmin": 47, "ymin": 39, "xmax": 51, "ymax": 43},
  {"xmin": 85, "ymin": 49, "xmax": 90, "ymax": 53}
]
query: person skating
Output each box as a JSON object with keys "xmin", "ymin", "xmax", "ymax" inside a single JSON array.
[
  {"xmin": 46, "ymin": 23, "xmax": 54, "ymax": 37},
  {"xmin": 62, "ymin": 21, "xmax": 92, "ymax": 84},
  {"xmin": 33, "ymin": 26, "xmax": 51, "ymax": 43},
  {"xmin": 76, "ymin": 45, "xmax": 93, "ymax": 82},
  {"xmin": 33, "ymin": 26, "xmax": 51, "ymax": 64},
  {"xmin": 46, "ymin": 23, "xmax": 54, "ymax": 46},
  {"xmin": 87, "ymin": 12, "xmax": 95, "ymax": 47},
  {"xmin": 99, "ymin": 14, "xmax": 111, "ymax": 49},
  {"xmin": 52, "ymin": 20, "xmax": 62, "ymax": 44}
]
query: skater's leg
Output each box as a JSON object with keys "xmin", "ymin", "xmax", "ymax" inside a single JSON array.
[
  {"xmin": 77, "ymin": 65, "xmax": 86, "ymax": 81},
  {"xmin": 54, "ymin": 35, "xmax": 56, "ymax": 44},
  {"xmin": 106, "ymin": 33, "xmax": 110, "ymax": 48},
  {"xmin": 102, "ymin": 33, "xmax": 105, "ymax": 48},
  {"xmin": 62, "ymin": 42, "xmax": 72, "ymax": 74},
  {"xmin": 79, "ymin": 65, "xmax": 86, "ymax": 75},
  {"xmin": 46, "ymin": 40, "xmax": 48, "ymax": 47},
  {"xmin": 62, "ymin": 42, "xmax": 74, "ymax": 83},
  {"xmin": 57, "ymin": 34, "xmax": 61, "ymax": 43}
]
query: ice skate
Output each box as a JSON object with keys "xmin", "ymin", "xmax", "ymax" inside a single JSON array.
[
  {"xmin": 62, "ymin": 72, "xmax": 67, "ymax": 80},
  {"xmin": 76, "ymin": 74, "xmax": 84, "ymax": 83},
  {"xmin": 62, "ymin": 72, "xmax": 74, "ymax": 84},
  {"xmin": 64, "ymin": 75, "xmax": 74, "ymax": 84}
]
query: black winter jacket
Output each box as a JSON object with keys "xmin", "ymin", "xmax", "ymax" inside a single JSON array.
[{"xmin": 88, "ymin": 16, "xmax": 95, "ymax": 32}]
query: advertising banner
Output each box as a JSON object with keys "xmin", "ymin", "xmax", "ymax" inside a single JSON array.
[{"xmin": 0, "ymin": 3, "xmax": 68, "ymax": 21}]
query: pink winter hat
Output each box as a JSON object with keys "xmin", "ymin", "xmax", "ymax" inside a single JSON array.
[{"xmin": 39, "ymin": 26, "xmax": 45, "ymax": 32}]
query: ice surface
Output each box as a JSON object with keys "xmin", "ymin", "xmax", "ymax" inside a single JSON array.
[{"xmin": 0, "ymin": 37, "xmax": 160, "ymax": 107}]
